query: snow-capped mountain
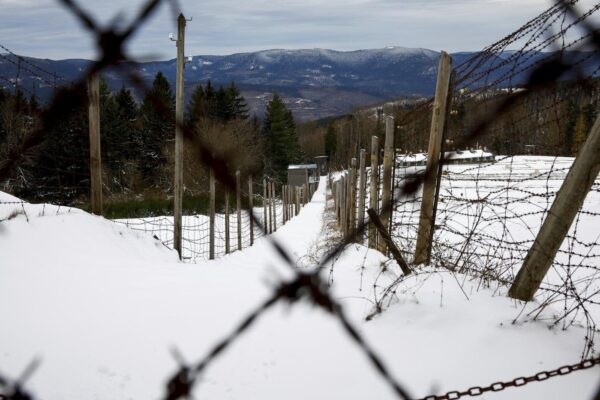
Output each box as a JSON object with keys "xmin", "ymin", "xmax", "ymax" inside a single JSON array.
[{"xmin": 0, "ymin": 47, "xmax": 597, "ymax": 121}]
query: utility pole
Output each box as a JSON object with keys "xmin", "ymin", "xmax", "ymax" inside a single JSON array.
[{"xmin": 173, "ymin": 13, "xmax": 186, "ymax": 260}]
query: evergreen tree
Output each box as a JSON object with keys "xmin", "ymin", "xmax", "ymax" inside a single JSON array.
[
  {"xmin": 139, "ymin": 72, "xmax": 175, "ymax": 183},
  {"xmin": 324, "ymin": 123, "xmax": 337, "ymax": 160},
  {"xmin": 226, "ymin": 82, "xmax": 248, "ymax": 120},
  {"xmin": 113, "ymin": 86, "xmax": 139, "ymax": 161},
  {"xmin": 263, "ymin": 93, "xmax": 299, "ymax": 182}
]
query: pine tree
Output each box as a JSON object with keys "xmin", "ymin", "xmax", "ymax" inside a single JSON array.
[
  {"xmin": 226, "ymin": 82, "xmax": 248, "ymax": 120},
  {"xmin": 263, "ymin": 93, "xmax": 299, "ymax": 182},
  {"xmin": 139, "ymin": 72, "xmax": 175, "ymax": 183},
  {"xmin": 187, "ymin": 84, "xmax": 205, "ymax": 127}
]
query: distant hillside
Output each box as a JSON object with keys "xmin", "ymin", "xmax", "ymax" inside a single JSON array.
[{"xmin": 0, "ymin": 47, "xmax": 597, "ymax": 121}]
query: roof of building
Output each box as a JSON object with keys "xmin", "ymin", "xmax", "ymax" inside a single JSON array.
[{"xmin": 288, "ymin": 164, "xmax": 318, "ymax": 170}]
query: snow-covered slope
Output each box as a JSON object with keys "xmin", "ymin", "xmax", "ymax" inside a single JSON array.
[{"xmin": 1, "ymin": 181, "xmax": 598, "ymax": 399}]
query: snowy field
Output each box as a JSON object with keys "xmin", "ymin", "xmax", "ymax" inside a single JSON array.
[
  {"xmin": 382, "ymin": 156, "xmax": 600, "ymax": 329},
  {"xmin": 1, "ymin": 164, "xmax": 600, "ymax": 399}
]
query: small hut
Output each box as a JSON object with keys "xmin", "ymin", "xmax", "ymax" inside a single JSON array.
[{"xmin": 287, "ymin": 164, "xmax": 319, "ymax": 195}]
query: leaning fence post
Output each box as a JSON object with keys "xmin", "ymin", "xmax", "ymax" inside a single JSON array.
[
  {"xmin": 358, "ymin": 149, "xmax": 367, "ymax": 241},
  {"xmin": 380, "ymin": 116, "xmax": 395, "ymax": 254},
  {"xmin": 369, "ymin": 136, "xmax": 380, "ymax": 249},
  {"xmin": 225, "ymin": 190, "xmax": 230, "ymax": 254},
  {"xmin": 209, "ymin": 167, "xmax": 215, "ymax": 260},
  {"xmin": 236, "ymin": 171, "xmax": 242, "ymax": 251},
  {"xmin": 367, "ymin": 209, "xmax": 412, "ymax": 275},
  {"xmin": 509, "ymin": 111, "xmax": 600, "ymax": 301},
  {"xmin": 249, "ymin": 175, "xmax": 254, "ymax": 245},
  {"xmin": 413, "ymin": 51, "xmax": 453, "ymax": 265}
]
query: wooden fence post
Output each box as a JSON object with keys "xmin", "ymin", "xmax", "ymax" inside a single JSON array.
[
  {"xmin": 380, "ymin": 115, "xmax": 395, "ymax": 253},
  {"xmin": 295, "ymin": 187, "xmax": 300, "ymax": 216},
  {"xmin": 341, "ymin": 176, "xmax": 347, "ymax": 237},
  {"xmin": 225, "ymin": 191, "xmax": 230, "ymax": 254},
  {"xmin": 267, "ymin": 180, "xmax": 273, "ymax": 234},
  {"xmin": 249, "ymin": 175, "xmax": 254, "ymax": 245},
  {"xmin": 263, "ymin": 177, "xmax": 268, "ymax": 234},
  {"xmin": 350, "ymin": 158, "xmax": 357, "ymax": 235},
  {"xmin": 236, "ymin": 171, "xmax": 242, "ymax": 251},
  {"xmin": 87, "ymin": 73, "xmax": 102, "ymax": 216},
  {"xmin": 272, "ymin": 181, "xmax": 277, "ymax": 232},
  {"xmin": 509, "ymin": 111, "xmax": 600, "ymax": 301},
  {"xmin": 369, "ymin": 136, "xmax": 379, "ymax": 249},
  {"xmin": 358, "ymin": 149, "xmax": 367, "ymax": 240},
  {"xmin": 209, "ymin": 167, "xmax": 215, "ymax": 260},
  {"xmin": 413, "ymin": 51, "xmax": 453, "ymax": 265}
]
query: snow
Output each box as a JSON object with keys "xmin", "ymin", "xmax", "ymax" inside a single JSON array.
[{"xmin": 1, "ymin": 168, "xmax": 599, "ymax": 399}]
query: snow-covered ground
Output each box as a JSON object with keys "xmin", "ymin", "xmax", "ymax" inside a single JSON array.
[{"xmin": 1, "ymin": 174, "xmax": 599, "ymax": 399}]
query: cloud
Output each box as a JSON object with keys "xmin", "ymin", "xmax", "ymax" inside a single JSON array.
[{"xmin": 0, "ymin": 0, "xmax": 596, "ymax": 59}]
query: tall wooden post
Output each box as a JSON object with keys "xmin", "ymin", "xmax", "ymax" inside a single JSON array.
[
  {"xmin": 509, "ymin": 111, "xmax": 600, "ymax": 301},
  {"xmin": 358, "ymin": 149, "xmax": 367, "ymax": 240},
  {"xmin": 173, "ymin": 13, "xmax": 186, "ymax": 259},
  {"xmin": 413, "ymin": 51, "xmax": 453, "ymax": 265},
  {"xmin": 248, "ymin": 175, "xmax": 254, "ymax": 245},
  {"xmin": 368, "ymin": 136, "xmax": 379, "ymax": 249},
  {"xmin": 87, "ymin": 73, "xmax": 102, "ymax": 216},
  {"xmin": 209, "ymin": 168, "xmax": 215, "ymax": 260},
  {"xmin": 380, "ymin": 116, "xmax": 395, "ymax": 253},
  {"xmin": 225, "ymin": 191, "xmax": 230, "ymax": 254},
  {"xmin": 295, "ymin": 187, "xmax": 300, "ymax": 216},
  {"xmin": 236, "ymin": 171, "xmax": 242, "ymax": 250},
  {"xmin": 263, "ymin": 177, "xmax": 268, "ymax": 234}
]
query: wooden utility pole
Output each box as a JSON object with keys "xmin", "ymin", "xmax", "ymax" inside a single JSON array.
[
  {"xmin": 509, "ymin": 111, "xmax": 600, "ymax": 301},
  {"xmin": 87, "ymin": 73, "xmax": 102, "ymax": 216},
  {"xmin": 248, "ymin": 175, "xmax": 254, "ymax": 245},
  {"xmin": 413, "ymin": 51, "xmax": 453, "ymax": 265},
  {"xmin": 368, "ymin": 136, "xmax": 379, "ymax": 249},
  {"xmin": 358, "ymin": 149, "xmax": 367, "ymax": 238},
  {"xmin": 236, "ymin": 171, "xmax": 242, "ymax": 250},
  {"xmin": 173, "ymin": 13, "xmax": 187, "ymax": 259},
  {"xmin": 380, "ymin": 116, "xmax": 395, "ymax": 253},
  {"xmin": 209, "ymin": 168, "xmax": 215, "ymax": 260}
]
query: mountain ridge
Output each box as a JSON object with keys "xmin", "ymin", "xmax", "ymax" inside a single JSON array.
[{"xmin": 1, "ymin": 46, "xmax": 597, "ymax": 120}]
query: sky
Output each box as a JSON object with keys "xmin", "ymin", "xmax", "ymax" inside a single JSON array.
[{"xmin": 0, "ymin": 0, "xmax": 596, "ymax": 60}]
